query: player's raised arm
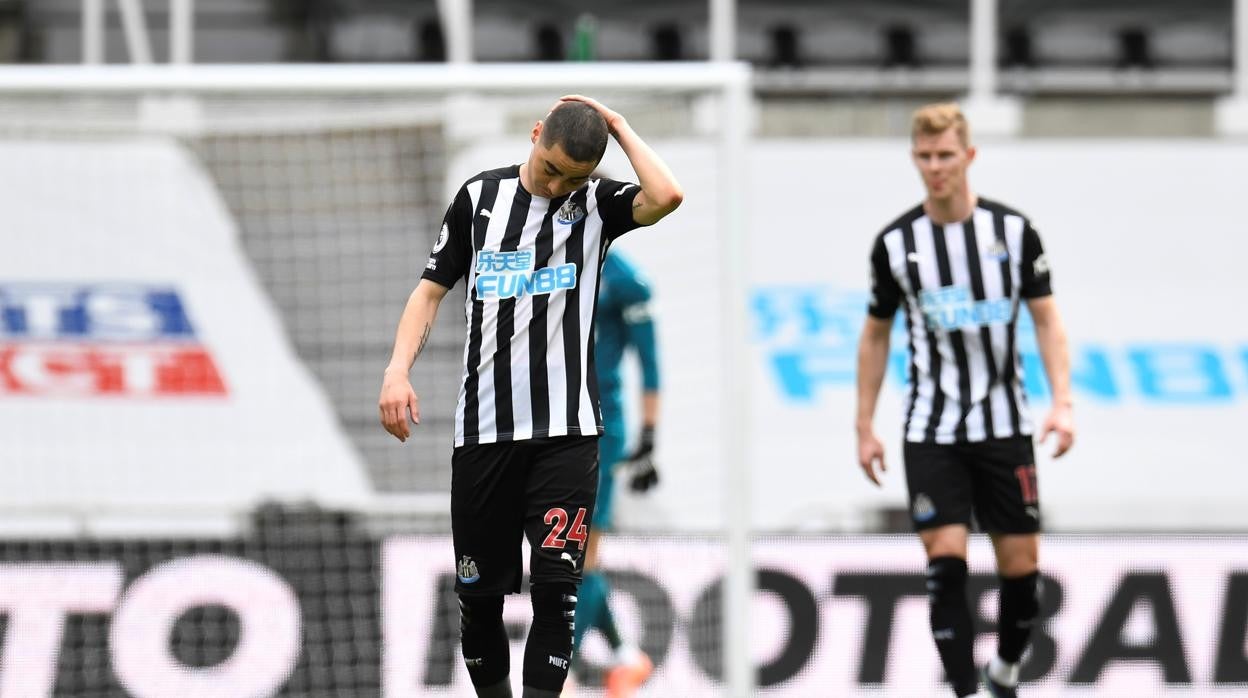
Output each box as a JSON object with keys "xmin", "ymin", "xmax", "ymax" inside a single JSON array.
[
  {"xmin": 559, "ymin": 95, "xmax": 683, "ymax": 226},
  {"xmin": 379, "ymin": 279, "xmax": 450, "ymax": 442}
]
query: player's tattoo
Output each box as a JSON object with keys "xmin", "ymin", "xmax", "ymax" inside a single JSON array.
[{"xmin": 416, "ymin": 322, "xmax": 432, "ymax": 357}]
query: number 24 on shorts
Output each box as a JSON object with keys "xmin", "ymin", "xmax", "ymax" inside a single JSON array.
[{"xmin": 542, "ymin": 507, "xmax": 589, "ymax": 550}]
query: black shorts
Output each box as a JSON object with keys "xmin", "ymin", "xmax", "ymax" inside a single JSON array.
[
  {"xmin": 902, "ymin": 436, "xmax": 1040, "ymax": 534},
  {"xmin": 450, "ymin": 435, "xmax": 599, "ymax": 596}
]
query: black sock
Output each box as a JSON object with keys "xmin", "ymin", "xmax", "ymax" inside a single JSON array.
[
  {"xmin": 477, "ymin": 680, "xmax": 513, "ymax": 698},
  {"xmin": 459, "ymin": 594, "xmax": 510, "ymax": 695},
  {"xmin": 927, "ymin": 556, "xmax": 978, "ymax": 696},
  {"xmin": 523, "ymin": 582, "xmax": 577, "ymax": 693},
  {"xmin": 998, "ymin": 571, "xmax": 1040, "ymax": 663}
]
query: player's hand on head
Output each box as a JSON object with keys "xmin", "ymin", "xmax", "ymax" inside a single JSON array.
[
  {"xmin": 378, "ymin": 369, "xmax": 420, "ymax": 442},
  {"xmin": 857, "ymin": 431, "xmax": 887, "ymax": 487},
  {"xmin": 1040, "ymin": 404, "xmax": 1075, "ymax": 458},
  {"xmin": 558, "ymin": 95, "xmax": 625, "ymax": 134}
]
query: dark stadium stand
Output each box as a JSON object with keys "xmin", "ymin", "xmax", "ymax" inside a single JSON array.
[
  {"xmin": 0, "ymin": 0, "xmax": 27, "ymax": 63},
  {"xmin": 11, "ymin": 0, "xmax": 1235, "ymax": 76}
]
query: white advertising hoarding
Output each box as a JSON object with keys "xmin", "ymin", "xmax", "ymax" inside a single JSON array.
[
  {"xmin": 0, "ymin": 140, "xmax": 373, "ymax": 526},
  {"xmin": 0, "ymin": 530, "xmax": 1241, "ymax": 695},
  {"xmin": 384, "ymin": 535, "xmax": 1248, "ymax": 697}
]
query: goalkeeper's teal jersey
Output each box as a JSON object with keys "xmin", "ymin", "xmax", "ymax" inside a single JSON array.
[{"xmin": 593, "ymin": 250, "xmax": 660, "ymax": 423}]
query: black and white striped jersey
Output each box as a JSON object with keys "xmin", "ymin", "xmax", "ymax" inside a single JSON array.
[
  {"xmin": 868, "ymin": 197, "xmax": 1053, "ymax": 444},
  {"xmin": 423, "ymin": 165, "xmax": 643, "ymax": 447}
]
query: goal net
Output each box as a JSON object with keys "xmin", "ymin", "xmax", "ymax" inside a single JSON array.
[{"xmin": 0, "ymin": 64, "xmax": 750, "ymax": 697}]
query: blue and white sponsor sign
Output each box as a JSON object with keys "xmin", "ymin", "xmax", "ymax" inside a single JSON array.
[{"xmin": 752, "ymin": 285, "xmax": 1248, "ymax": 406}]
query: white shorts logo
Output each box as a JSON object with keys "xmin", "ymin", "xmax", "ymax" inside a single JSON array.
[{"xmin": 912, "ymin": 493, "xmax": 937, "ymax": 522}]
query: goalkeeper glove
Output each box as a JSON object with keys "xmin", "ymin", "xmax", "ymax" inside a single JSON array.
[{"xmin": 628, "ymin": 426, "xmax": 659, "ymax": 492}]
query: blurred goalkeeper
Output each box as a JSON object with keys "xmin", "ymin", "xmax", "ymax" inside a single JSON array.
[{"xmin": 573, "ymin": 247, "xmax": 661, "ymax": 697}]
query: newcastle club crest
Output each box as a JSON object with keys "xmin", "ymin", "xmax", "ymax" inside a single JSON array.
[
  {"xmin": 556, "ymin": 199, "xmax": 586, "ymax": 225},
  {"xmin": 457, "ymin": 555, "xmax": 480, "ymax": 584}
]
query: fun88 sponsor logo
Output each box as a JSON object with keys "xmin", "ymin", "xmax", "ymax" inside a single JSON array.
[
  {"xmin": 0, "ymin": 283, "xmax": 226, "ymax": 397},
  {"xmin": 474, "ymin": 249, "xmax": 577, "ymax": 300},
  {"xmin": 918, "ymin": 285, "xmax": 1012, "ymax": 331}
]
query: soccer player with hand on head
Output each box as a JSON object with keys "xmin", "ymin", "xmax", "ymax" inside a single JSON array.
[
  {"xmin": 379, "ymin": 95, "xmax": 682, "ymax": 698},
  {"xmin": 855, "ymin": 103, "xmax": 1075, "ymax": 698}
]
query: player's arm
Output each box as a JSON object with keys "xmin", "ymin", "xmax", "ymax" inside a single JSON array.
[
  {"xmin": 1020, "ymin": 221, "xmax": 1075, "ymax": 458},
  {"xmin": 633, "ymin": 328, "xmax": 661, "ymax": 446},
  {"xmin": 857, "ymin": 235, "xmax": 902, "ymax": 486},
  {"xmin": 626, "ymin": 292, "xmax": 661, "ymax": 436},
  {"xmin": 856, "ymin": 315, "xmax": 892, "ymax": 486},
  {"xmin": 379, "ymin": 279, "xmax": 450, "ymax": 442},
  {"xmin": 559, "ymin": 95, "xmax": 683, "ymax": 226},
  {"xmin": 628, "ymin": 310, "xmax": 662, "ymax": 491},
  {"xmin": 1028, "ymin": 296, "xmax": 1074, "ymax": 457},
  {"xmin": 627, "ymin": 389, "xmax": 662, "ymax": 492},
  {"xmin": 379, "ymin": 184, "xmax": 473, "ymax": 443},
  {"xmin": 624, "ymin": 273, "xmax": 662, "ymax": 491}
]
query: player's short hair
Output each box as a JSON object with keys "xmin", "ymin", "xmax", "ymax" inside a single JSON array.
[
  {"xmin": 541, "ymin": 102, "xmax": 609, "ymax": 165},
  {"xmin": 911, "ymin": 102, "xmax": 970, "ymax": 148}
]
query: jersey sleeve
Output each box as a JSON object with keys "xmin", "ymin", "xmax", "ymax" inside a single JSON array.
[
  {"xmin": 867, "ymin": 235, "xmax": 903, "ymax": 319},
  {"xmin": 421, "ymin": 184, "xmax": 475, "ymax": 289},
  {"xmin": 594, "ymin": 178, "xmax": 645, "ymax": 241},
  {"xmin": 1019, "ymin": 221, "xmax": 1053, "ymax": 299}
]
